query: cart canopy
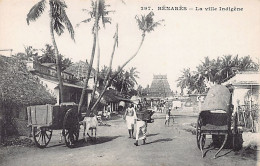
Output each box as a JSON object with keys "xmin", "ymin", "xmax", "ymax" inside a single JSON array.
[{"xmin": 201, "ymin": 85, "xmax": 231, "ymax": 112}]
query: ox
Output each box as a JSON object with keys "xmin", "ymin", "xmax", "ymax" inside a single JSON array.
[{"xmin": 81, "ymin": 115, "xmax": 98, "ymax": 142}]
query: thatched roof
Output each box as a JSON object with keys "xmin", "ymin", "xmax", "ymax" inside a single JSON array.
[{"xmin": 0, "ymin": 55, "xmax": 56, "ymax": 106}]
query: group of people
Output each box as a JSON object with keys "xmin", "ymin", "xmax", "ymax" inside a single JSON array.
[
  {"xmin": 123, "ymin": 100, "xmax": 174, "ymax": 146},
  {"xmin": 123, "ymin": 103, "xmax": 147, "ymax": 146}
]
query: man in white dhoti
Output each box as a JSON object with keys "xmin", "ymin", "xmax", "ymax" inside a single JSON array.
[
  {"xmin": 134, "ymin": 104, "xmax": 147, "ymax": 146},
  {"xmin": 124, "ymin": 104, "xmax": 136, "ymax": 138}
]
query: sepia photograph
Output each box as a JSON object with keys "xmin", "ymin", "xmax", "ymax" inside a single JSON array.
[{"xmin": 0, "ymin": 0, "xmax": 259, "ymax": 165}]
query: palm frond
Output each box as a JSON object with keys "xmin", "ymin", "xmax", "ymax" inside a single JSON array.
[
  {"xmin": 53, "ymin": 18, "xmax": 65, "ymax": 35},
  {"xmin": 101, "ymin": 16, "xmax": 112, "ymax": 27},
  {"xmin": 60, "ymin": 9, "xmax": 75, "ymax": 40},
  {"xmin": 50, "ymin": 0, "xmax": 75, "ymax": 40},
  {"xmin": 146, "ymin": 20, "xmax": 164, "ymax": 32},
  {"xmin": 135, "ymin": 12, "xmax": 163, "ymax": 33},
  {"xmin": 26, "ymin": 0, "xmax": 46, "ymax": 25},
  {"xmin": 120, "ymin": 0, "xmax": 126, "ymax": 5},
  {"xmin": 76, "ymin": 18, "xmax": 92, "ymax": 27}
]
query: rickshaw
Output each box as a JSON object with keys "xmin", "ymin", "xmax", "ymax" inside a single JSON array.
[{"xmin": 196, "ymin": 85, "xmax": 243, "ymax": 158}]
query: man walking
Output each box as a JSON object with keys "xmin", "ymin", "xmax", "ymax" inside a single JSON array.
[
  {"xmin": 164, "ymin": 100, "xmax": 174, "ymax": 126},
  {"xmin": 124, "ymin": 104, "xmax": 136, "ymax": 138},
  {"xmin": 134, "ymin": 104, "xmax": 147, "ymax": 146}
]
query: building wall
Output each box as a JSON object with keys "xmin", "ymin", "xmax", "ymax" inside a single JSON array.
[{"xmin": 27, "ymin": 61, "xmax": 75, "ymax": 81}]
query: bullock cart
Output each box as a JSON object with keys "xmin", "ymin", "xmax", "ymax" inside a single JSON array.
[
  {"xmin": 196, "ymin": 85, "xmax": 243, "ymax": 158},
  {"xmin": 27, "ymin": 103, "xmax": 80, "ymax": 148}
]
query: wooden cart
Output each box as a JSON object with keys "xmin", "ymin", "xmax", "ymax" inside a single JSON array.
[
  {"xmin": 27, "ymin": 103, "xmax": 80, "ymax": 148},
  {"xmin": 196, "ymin": 85, "xmax": 243, "ymax": 158}
]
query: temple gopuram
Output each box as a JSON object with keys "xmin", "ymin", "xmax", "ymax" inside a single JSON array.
[
  {"xmin": 148, "ymin": 74, "xmax": 172, "ymax": 98},
  {"xmin": 138, "ymin": 74, "xmax": 173, "ymax": 108}
]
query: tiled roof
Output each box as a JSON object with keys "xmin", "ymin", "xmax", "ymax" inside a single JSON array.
[{"xmin": 222, "ymin": 71, "xmax": 260, "ymax": 86}]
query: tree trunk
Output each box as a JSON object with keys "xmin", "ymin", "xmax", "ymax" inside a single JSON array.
[
  {"xmin": 110, "ymin": 33, "xmax": 145, "ymax": 81},
  {"xmin": 103, "ymin": 24, "xmax": 118, "ymax": 86},
  {"xmin": 89, "ymin": 29, "xmax": 101, "ymax": 108},
  {"xmin": 90, "ymin": 25, "xmax": 118, "ymax": 113},
  {"xmin": 120, "ymin": 78, "xmax": 125, "ymax": 94},
  {"xmin": 0, "ymin": 101, "xmax": 4, "ymax": 143},
  {"xmin": 90, "ymin": 32, "xmax": 146, "ymax": 113},
  {"xmin": 78, "ymin": 0, "xmax": 100, "ymax": 115},
  {"xmin": 50, "ymin": 10, "xmax": 63, "ymax": 104}
]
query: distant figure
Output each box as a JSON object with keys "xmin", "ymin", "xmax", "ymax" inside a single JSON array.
[
  {"xmin": 165, "ymin": 109, "xmax": 171, "ymax": 126},
  {"xmin": 160, "ymin": 102, "xmax": 164, "ymax": 113},
  {"xmin": 124, "ymin": 104, "xmax": 136, "ymax": 138},
  {"xmin": 104, "ymin": 104, "xmax": 111, "ymax": 119},
  {"xmin": 165, "ymin": 101, "xmax": 174, "ymax": 126}
]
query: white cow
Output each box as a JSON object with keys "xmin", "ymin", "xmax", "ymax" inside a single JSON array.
[{"xmin": 81, "ymin": 115, "xmax": 98, "ymax": 142}]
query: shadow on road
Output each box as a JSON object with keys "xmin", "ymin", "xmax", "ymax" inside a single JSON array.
[
  {"xmin": 42, "ymin": 136, "xmax": 122, "ymax": 149},
  {"xmin": 47, "ymin": 143, "xmax": 66, "ymax": 148},
  {"xmin": 147, "ymin": 133, "xmax": 159, "ymax": 137},
  {"xmin": 73, "ymin": 136, "xmax": 122, "ymax": 148},
  {"xmin": 146, "ymin": 138, "xmax": 173, "ymax": 145}
]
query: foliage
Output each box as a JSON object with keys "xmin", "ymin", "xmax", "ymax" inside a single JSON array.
[
  {"xmin": 14, "ymin": 46, "xmax": 38, "ymax": 61},
  {"xmin": 96, "ymin": 66, "xmax": 139, "ymax": 98},
  {"xmin": 177, "ymin": 55, "xmax": 259, "ymax": 94},
  {"xmin": 135, "ymin": 12, "xmax": 164, "ymax": 33},
  {"xmin": 27, "ymin": 0, "xmax": 75, "ymax": 40},
  {"xmin": 77, "ymin": 0, "xmax": 113, "ymax": 32},
  {"xmin": 112, "ymin": 67, "xmax": 139, "ymax": 97},
  {"xmin": 38, "ymin": 44, "xmax": 73, "ymax": 71},
  {"xmin": 13, "ymin": 44, "xmax": 73, "ymax": 71}
]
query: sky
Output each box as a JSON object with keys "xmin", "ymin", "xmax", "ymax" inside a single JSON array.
[{"xmin": 0, "ymin": 0, "xmax": 260, "ymax": 92}]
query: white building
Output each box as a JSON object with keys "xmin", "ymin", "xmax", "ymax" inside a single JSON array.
[
  {"xmin": 26, "ymin": 61, "xmax": 93, "ymax": 106},
  {"xmin": 222, "ymin": 71, "xmax": 259, "ymax": 132}
]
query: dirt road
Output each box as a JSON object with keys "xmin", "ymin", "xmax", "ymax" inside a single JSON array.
[{"xmin": 0, "ymin": 114, "xmax": 258, "ymax": 166}]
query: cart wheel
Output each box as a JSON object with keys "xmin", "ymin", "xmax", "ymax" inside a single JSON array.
[
  {"xmin": 33, "ymin": 127, "xmax": 52, "ymax": 148},
  {"xmin": 63, "ymin": 109, "xmax": 79, "ymax": 148},
  {"xmin": 196, "ymin": 116, "xmax": 203, "ymax": 149}
]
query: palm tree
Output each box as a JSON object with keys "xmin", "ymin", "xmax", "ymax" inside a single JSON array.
[
  {"xmin": 129, "ymin": 67, "xmax": 139, "ymax": 84},
  {"xmin": 238, "ymin": 55, "xmax": 258, "ymax": 71},
  {"xmin": 89, "ymin": 25, "xmax": 119, "ymax": 113},
  {"xmin": 78, "ymin": 0, "xmax": 113, "ymax": 114},
  {"xmin": 112, "ymin": 12, "xmax": 163, "ymax": 76},
  {"xmin": 177, "ymin": 68, "xmax": 193, "ymax": 93},
  {"xmin": 89, "ymin": 12, "xmax": 163, "ymax": 113},
  {"xmin": 196, "ymin": 57, "xmax": 215, "ymax": 83},
  {"xmin": 26, "ymin": 0, "xmax": 75, "ymax": 103},
  {"xmin": 120, "ymin": 67, "xmax": 139, "ymax": 95},
  {"xmin": 216, "ymin": 55, "xmax": 238, "ymax": 80}
]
